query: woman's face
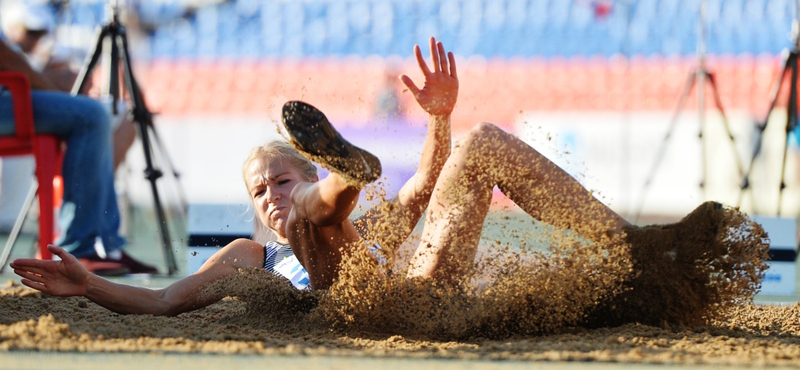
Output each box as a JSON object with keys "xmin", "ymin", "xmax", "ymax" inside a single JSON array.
[{"xmin": 245, "ymin": 156, "xmax": 313, "ymax": 240}]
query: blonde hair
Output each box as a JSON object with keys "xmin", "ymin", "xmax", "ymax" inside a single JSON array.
[{"xmin": 242, "ymin": 140, "xmax": 318, "ymax": 185}]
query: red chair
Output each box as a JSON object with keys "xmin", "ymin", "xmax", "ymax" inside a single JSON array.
[{"xmin": 0, "ymin": 71, "xmax": 62, "ymax": 261}]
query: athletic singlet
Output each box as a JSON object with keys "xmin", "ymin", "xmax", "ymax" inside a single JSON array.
[
  {"xmin": 263, "ymin": 240, "xmax": 311, "ymax": 290},
  {"xmin": 263, "ymin": 240, "xmax": 386, "ymax": 291}
]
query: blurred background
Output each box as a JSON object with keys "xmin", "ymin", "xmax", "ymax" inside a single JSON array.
[{"xmin": 2, "ymin": 0, "xmax": 800, "ymax": 251}]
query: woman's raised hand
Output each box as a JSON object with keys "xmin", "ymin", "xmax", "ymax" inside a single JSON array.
[{"xmin": 400, "ymin": 36, "xmax": 459, "ymax": 117}]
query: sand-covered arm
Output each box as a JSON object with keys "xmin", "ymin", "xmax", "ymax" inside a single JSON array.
[
  {"xmin": 396, "ymin": 36, "xmax": 458, "ymax": 209},
  {"xmin": 11, "ymin": 240, "xmax": 263, "ymax": 316},
  {"xmin": 356, "ymin": 37, "xmax": 458, "ymax": 242}
]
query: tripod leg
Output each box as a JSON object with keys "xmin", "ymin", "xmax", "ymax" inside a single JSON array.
[
  {"xmin": 142, "ymin": 123, "xmax": 189, "ymax": 215},
  {"xmin": 738, "ymin": 51, "xmax": 796, "ymax": 212},
  {"xmin": 117, "ymin": 36, "xmax": 189, "ymax": 215},
  {"xmin": 632, "ymin": 71, "xmax": 696, "ymax": 222},
  {"xmin": 777, "ymin": 53, "xmax": 799, "ymax": 215},
  {"xmin": 115, "ymin": 32, "xmax": 178, "ymax": 275},
  {"xmin": 107, "ymin": 30, "xmax": 121, "ymax": 114},
  {"xmin": 776, "ymin": 127, "xmax": 794, "ymax": 216},
  {"xmin": 704, "ymin": 71, "xmax": 754, "ymax": 206},
  {"xmin": 71, "ymin": 26, "xmax": 109, "ymax": 96},
  {"xmin": 118, "ymin": 26, "xmax": 188, "ymax": 233},
  {"xmin": 0, "ymin": 181, "xmax": 37, "ymax": 272}
]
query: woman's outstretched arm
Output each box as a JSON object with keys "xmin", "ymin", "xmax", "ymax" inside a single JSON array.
[{"xmin": 11, "ymin": 240, "xmax": 264, "ymax": 316}]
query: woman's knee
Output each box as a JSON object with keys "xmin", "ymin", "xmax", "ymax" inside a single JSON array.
[
  {"xmin": 454, "ymin": 122, "xmax": 505, "ymax": 156},
  {"xmin": 468, "ymin": 122, "xmax": 507, "ymax": 143},
  {"xmin": 471, "ymin": 121, "xmax": 502, "ymax": 137}
]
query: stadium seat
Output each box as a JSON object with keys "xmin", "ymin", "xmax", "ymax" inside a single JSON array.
[
  {"xmin": 323, "ymin": 2, "xmax": 347, "ymax": 54},
  {"xmin": 72, "ymin": 3, "xmax": 99, "ymax": 27},
  {"xmin": 173, "ymin": 19, "xmax": 199, "ymax": 58},
  {"xmin": 372, "ymin": 1, "xmax": 395, "ymax": 55},
  {"xmin": 235, "ymin": 0, "xmax": 259, "ymax": 18},
  {"xmin": 195, "ymin": 6, "xmax": 218, "ymax": 38},
  {"xmin": 131, "ymin": 0, "xmax": 800, "ymax": 59}
]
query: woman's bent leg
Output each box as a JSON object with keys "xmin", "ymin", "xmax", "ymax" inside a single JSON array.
[
  {"xmin": 479, "ymin": 123, "xmax": 629, "ymax": 242},
  {"xmin": 408, "ymin": 122, "xmax": 629, "ymax": 280}
]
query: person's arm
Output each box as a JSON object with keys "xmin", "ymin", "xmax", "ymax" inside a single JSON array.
[
  {"xmin": 10, "ymin": 240, "xmax": 264, "ymax": 316},
  {"xmin": 355, "ymin": 37, "xmax": 458, "ymax": 243},
  {"xmin": 0, "ymin": 38, "xmax": 58, "ymax": 91},
  {"xmin": 397, "ymin": 37, "xmax": 457, "ymax": 207}
]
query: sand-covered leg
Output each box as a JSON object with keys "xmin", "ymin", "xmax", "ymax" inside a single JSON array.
[
  {"xmin": 281, "ymin": 101, "xmax": 382, "ymax": 186},
  {"xmin": 587, "ymin": 201, "xmax": 770, "ymax": 327}
]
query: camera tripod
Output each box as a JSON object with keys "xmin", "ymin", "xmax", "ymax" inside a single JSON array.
[
  {"xmin": 737, "ymin": 15, "xmax": 800, "ymax": 216},
  {"xmin": 71, "ymin": 1, "xmax": 182, "ymax": 274},
  {"xmin": 632, "ymin": 0, "xmax": 746, "ymax": 223}
]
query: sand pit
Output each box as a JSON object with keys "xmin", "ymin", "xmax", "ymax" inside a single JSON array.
[
  {"xmin": 2, "ymin": 202, "xmax": 798, "ymax": 367},
  {"xmin": 2, "ymin": 280, "xmax": 800, "ymax": 366}
]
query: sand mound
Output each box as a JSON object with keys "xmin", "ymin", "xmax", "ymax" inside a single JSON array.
[
  {"xmin": 180, "ymin": 200, "xmax": 770, "ymax": 342},
  {"xmin": 3, "ymin": 280, "xmax": 800, "ymax": 366},
  {"xmin": 0, "ymin": 152, "xmax": 776, "ymax": 363},
  {"xmin": 297, "ymin": 201, "xmax": 767, "ymax": 340},
  {"xmin": 0, "ymin": 206, "xmax": 787, "ymax": 365},
  {"xmin": 586, "ymin": 201, "xmax": 770, "ymax": 328}
]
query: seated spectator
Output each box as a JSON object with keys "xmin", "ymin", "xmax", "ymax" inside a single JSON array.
[
  {"xmin": 0, "ymin": 37, "xmax": 156, "ymax": 276},
  {"xmin": 0, "ymin": 0, "xmax": 137, "ymax": 167}
]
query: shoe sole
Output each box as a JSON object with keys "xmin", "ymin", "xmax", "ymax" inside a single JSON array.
[{"xmin": 281, "ymin": 101, "xmax": 381, "ymax": 186}]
